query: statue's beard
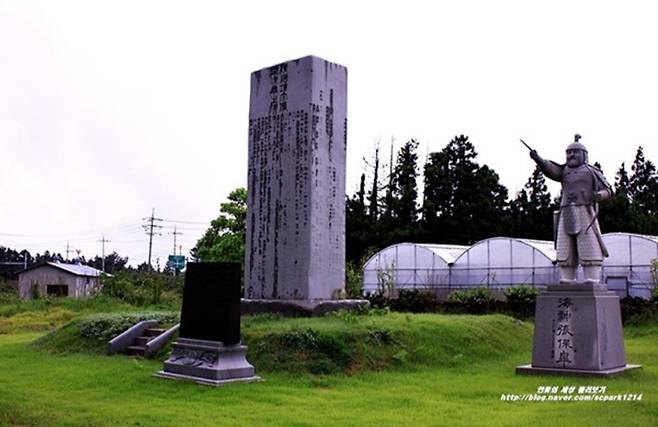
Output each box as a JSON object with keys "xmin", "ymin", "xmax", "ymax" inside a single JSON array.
[{"xmin": 567, "ymin": 158, "xmax": 583, "ymax": 167}]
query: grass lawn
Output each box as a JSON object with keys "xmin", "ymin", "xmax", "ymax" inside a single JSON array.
[{"xmin": 0, "ymin": 301, "xmax": 656, "ymax": 426}]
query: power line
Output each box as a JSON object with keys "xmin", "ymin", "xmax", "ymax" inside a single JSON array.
[
  {"xmin": 0, "ymin": 220, "xmax": 143, "ymax": 239},
  {"xmin": 160, "ymin": 218, "xmax": 210, "ymax": 225}
]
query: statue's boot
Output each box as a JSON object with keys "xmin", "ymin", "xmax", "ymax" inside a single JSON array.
[
  {"xmin": 583, "ymin": 265, "xmax": 601, "ymax": 285},
  {"xmin": 559, "ymin": 265, "xmax": 576, "ymax": 285}
]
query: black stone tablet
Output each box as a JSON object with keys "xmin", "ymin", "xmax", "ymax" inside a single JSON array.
[{"xmin": 178, "ymin": 262, "xmax": 241, "ymax": 345}]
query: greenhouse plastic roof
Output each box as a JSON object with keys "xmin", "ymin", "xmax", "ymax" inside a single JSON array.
[
  {"xmin": 453, "ymin": 237, "xmax": 557, "ymax": 263},
  {"xmin": 516, "ymin": 238, "xmax": 557, "ymax": 261},
  {"xmin": 603, "ymin": 232, "xmax": 658, "ymax": 245},
  {"xmin": 414, "ymin": 243, "xmax": 469, "ymax": 264},
  {"xmin": 363, "ymin": 242, "xmax": 469, "ymax": 269}
]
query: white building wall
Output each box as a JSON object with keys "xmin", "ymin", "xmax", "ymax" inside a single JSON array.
[{"xmin": 18, "ymin": 265, "xmax": 99, "ymax": 299}]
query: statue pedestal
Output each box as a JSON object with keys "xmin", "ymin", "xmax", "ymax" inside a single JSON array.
[
  {"xmin": 155, "ymin": 338, "xmax": 261, "ymax": 386},
  {"xmin": 517, "ymin": 283, "xmax": 641, "ymax": 377}
]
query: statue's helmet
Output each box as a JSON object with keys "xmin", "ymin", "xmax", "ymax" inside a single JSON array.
[{"xmin": 565, "ymin": 134, "xmax": 588, "ymax": 164}]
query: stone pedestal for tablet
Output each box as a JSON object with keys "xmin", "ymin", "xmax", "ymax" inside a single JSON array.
[
  {"xmin": 157, "ymin": 338, "xmax": 257, "ymax": 386},
  {"xmin": 516, "ymin": 283, "xmax": 641, "ymax": 377},
  {"xmin": 155, "ymin": 262, "xmax": 260, "ymax": 386}
]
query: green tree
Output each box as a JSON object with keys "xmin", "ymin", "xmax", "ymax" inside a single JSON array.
[
  {"xmin": 509, "ymin": 166, "xmax": 554, "ymax": 240},
  {"xmin": 346, "ymin": 174, "xmax": 374, "ymax": 264},
  {"xmin": 629, "ymin": 146, "xmax": 658, "ymax": 214},
  {"xmin": 86, "ymin": 252, "xmax": 128, "ymax": 274},
  {"xmin": 628, "ymin": 147, "xmax": 658, "ymax": 234},
  {"xmin": 388, "ymin": 139, "xmax": 420, "ymax": 228},
  {"xmin": 421, "ymin": 135, "xmax": 509, "ymax": 244},
  {"xmin": 193, "ymin": 187, "xmax": 247, "ymax": 262},
  {"xmin": 600, "ymin": 162, "xmax": 632, "ymax": 233}
]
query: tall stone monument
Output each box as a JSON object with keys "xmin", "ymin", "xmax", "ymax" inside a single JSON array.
[
  {"xmin": 516, "ymin": 135, "xmax": 640, "ymax": 376},
  {"xmin": 245, "ymin": 56, "xmax": 347, "ymax": 301}
]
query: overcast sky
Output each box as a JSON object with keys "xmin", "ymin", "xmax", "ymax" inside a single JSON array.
[{"xmin": 1, "ymin": 1, "xmax": 657, "ymax": 267}]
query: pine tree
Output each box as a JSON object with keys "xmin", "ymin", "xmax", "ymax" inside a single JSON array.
[
  {"xmin": 600, "ymin": 162, "xmax": 632, "ymax": 233},
  {"xmin": 389, "ymin": 139, "xmax": 420, "ymax": 227},
  {"xmin": 346, "ymin": 174, "xmax": 373, "ymax": 263},
  {"xmin": 629, "ymin": 146, "xmax": 658, "ymax": 214},
  {"xmin": 421, "ymin": 135, "xmax": 508, "ymax": 244},
  {"xmin": 510, "ymin": 165, "xmax": 554, "ymax": 240}
]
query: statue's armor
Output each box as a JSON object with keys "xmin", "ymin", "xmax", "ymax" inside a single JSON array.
[
  {"xmin": 560, "ymin": 165, "xmax": 594, "ymax": 207},
  {"xmin": 556, "ymin": 205, "xmax": 603, "ymax": 266},
  {"xmin": 560, "ymin": 165, "xmax": 595, "ymax": 236}
]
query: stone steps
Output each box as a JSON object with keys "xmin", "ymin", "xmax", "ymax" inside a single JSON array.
[{"xmin": 125, "ymin": 327, "xmax": 166, "ymax": 357}]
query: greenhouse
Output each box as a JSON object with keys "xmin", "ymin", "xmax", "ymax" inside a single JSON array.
[
  {"xmin": 602, "ymin": 233, "xmax": 658, "ymax": 298},
  {"xmin": 450, "ymin": 237, "xmax": 557, "ymax": 288},
  {"xmin": 362, "ymin": 243, "xmax": 467, "ymax": 294},
  {"xmin": 361, "ymin": 235, "xmax": 657, "ymax": 298}
]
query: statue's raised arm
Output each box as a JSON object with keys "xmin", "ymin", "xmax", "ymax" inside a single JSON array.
[{"xmin": 524, "ymin": 139, "xmax": 564, "ymax": 182}]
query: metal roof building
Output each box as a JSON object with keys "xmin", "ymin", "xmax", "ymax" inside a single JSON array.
[{"xmin": 18, "ymin": 262, "xmax": 104, "ymax": 299}]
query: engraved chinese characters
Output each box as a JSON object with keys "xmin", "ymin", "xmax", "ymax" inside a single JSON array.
[
  {"xmin": 554, "ymin": 297, "xmax": 575, "ymax": 368},
  {"xmin": 246, "ymin": 56, "xmax": 347, "ymax": 300}
]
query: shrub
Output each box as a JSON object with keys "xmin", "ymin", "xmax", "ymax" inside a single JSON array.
[
  {"xmin": 0, "ymin": 279, "xmax": 19, "ymax": 304},
  {"xmin": 30, "ymin": 281, "xmax": 40, "ymax": 300},
  {"xmin": 345, "ymin": 261, "xmax": 363, "ymax": 299},
  {"xmin": 365, "ymin": 292, "xmax": 391, "ymax": 309},
  {"xmin": 100, "ymin": 271, "xmax": 181, "ymax": 306},
  {"xmin": 620, "ymin": 297, "xmax": 657, "ymax": 325},
  {"xmin": 446, "ymin": 288, "xmax": 495, "ymax": 314},
  {"xmin": 392, "ymin": 289, "xmax": 438, "ymax": 313},
  {"xmin": 78, "ymin": 312, "xmax": 179, "ymax": 340},
  {"xmin": 376, "ymin": 264, "xmax": 395, "ymax": 298},
  {"xmin": 505, "ymin": 286, "xmax": 539, "ymax": 319},
  {"xmin": 267, "ymin": 328, "xmax": 353, "ymax": 374}
]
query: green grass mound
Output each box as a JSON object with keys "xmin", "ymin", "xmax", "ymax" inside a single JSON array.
[
  {"xmin": 33, "ymin": 310, "xmax": 533, "ymax": 374},
  {"xmin": 34, "ymin": 311, "xmax": 179, "ymax": 355},
  {"xmin": 0, "ymin": 295, "xmax": 136, "ymax": 318},
  {"xmin": 242, "ymin": 311, "xmax": 533, "ymax": 374},
  {"xmin": 0, "ymin": 307, "xmax": 78, "ymax": 334}
]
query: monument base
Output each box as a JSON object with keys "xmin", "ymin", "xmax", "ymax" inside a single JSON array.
[
  {"xmin": 155, "ymin": 338, "xmax": 261, "ymax": 386},
  {"xmin": 517, "ymin": 282, "xmax": 641, "ymax": 377},
  {"xmin": 241, "ymin": 298, "xmax": 370, "ymax": 317}
]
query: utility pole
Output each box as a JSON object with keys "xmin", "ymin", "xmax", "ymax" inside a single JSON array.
[
  {"xmin": 97, "ymin": 235, "xmax": 111, "ymax": 272},
  {"xmin": 142, "ymin": 208, "xmax": 163, "ymax": 272},
  {"xmin": 65, "ymin": 241, "xmax": 71, "ymax": 261}
]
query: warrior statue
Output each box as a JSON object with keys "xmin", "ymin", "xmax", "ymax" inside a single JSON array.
[{"xmin": 527, "ymin": 134, "xmax": 613, "ymax": 284}]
